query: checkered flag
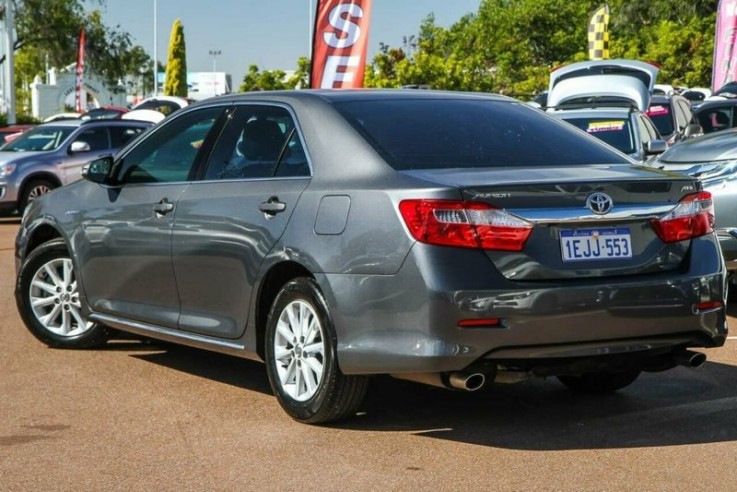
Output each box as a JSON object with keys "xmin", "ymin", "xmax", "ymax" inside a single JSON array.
[{"xmin": 588, "ymin": 4, "xmax": 610, "ymax": 60}]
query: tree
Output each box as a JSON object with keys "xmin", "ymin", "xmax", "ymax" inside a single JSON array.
[
  {"xmin": 237, "ymin": 57, "xmax": 311, "ymax": 91},
  {"xmin": 3, "ymin": 1, "xmax": 139, "ymax": 89},
  {"xmin": 164, "ymin": 19, "xmax": 187, "ymax": 97},
  {"xmin": 365, "ymin": 0, "xmax": 720, "ymax": 96}
]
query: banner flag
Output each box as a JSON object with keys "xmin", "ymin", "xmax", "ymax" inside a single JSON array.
[
  {"xmin": 310, "ymin": 0, "xmax": 372, "ymax": 88},
  {"xmin": 587, "ymin": 5, "xmax": 610, "ymax": 60},
  {"xmin": 713, "ymin": 0, "xmax": 737, "ymax": 92},
  {"xmin": 75, "ymin": 28, "xmax": 86, "ymax": 112}
]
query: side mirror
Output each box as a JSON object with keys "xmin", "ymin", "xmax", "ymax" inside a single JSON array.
[
  {"xmin": 69, "ymin": 141, "xmax": 91, "ymax": 153},
  {"xmin": 684, "ymin": 123, "xmax": 703, "ymax": 138},
  {"xmin": 645, "ymin": 139, "xmax": 668, "ymax": 155},
  {"xmin": 81, "ymin": 155, "xmax": 114, "ymax": 184}
]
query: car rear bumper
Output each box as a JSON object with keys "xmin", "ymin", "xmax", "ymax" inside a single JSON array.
[
  {"xmin": 718, "ymin": 228, "xmax": 737, "ymax": 271},
  {"xmin": 323, "ymin": 237, "xmax": 727, "ymax": 375}
]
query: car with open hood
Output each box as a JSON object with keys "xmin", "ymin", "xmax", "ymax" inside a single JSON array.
[{"xmin": 546, "ymin": 59, "xmax": 667, "ymax": 161}]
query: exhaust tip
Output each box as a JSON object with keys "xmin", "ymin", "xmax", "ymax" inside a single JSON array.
[
  {"xmin": 673, "ymin": 350, "xmax": 707, "ymax": 368},
  {"xmin": 449, "ymin": 372, "xmax": 486, "ymax": 391}
]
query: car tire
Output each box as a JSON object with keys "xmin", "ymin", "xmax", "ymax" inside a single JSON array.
[
  {"xmin": 265, "ymin": 277, "xmax": 368, "ymax": 424},
  {"xmin": 557, "ymin": 369, "xmax": 641, "ymax": 394},
  {"xmin": 16, "ymin": 239, "xmax": 109, "ymax": 349},
  {"xmin": 19, "ymin": 178, "xmax": 56, "ymax": 214}
]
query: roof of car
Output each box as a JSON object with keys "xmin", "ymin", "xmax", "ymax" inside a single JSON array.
[
  {"xmin": 693, "ymin": 98, "xmax": 737, "ymax": 111},
  {"xmin": 37, "ymin": 118, "xmax": 152, "ymax": 128},
  {"xmin": 193, "ymin": 89, "xmax": 513, "ymax": 107}
]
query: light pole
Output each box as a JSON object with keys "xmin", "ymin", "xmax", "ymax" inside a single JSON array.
[
  {"xmin": 153, "ymin": 0, "xmax": 158, "ymax": 96},
  {"xmin": 209, "ymin": 49, "xmax": 221, "ymax": 73}
]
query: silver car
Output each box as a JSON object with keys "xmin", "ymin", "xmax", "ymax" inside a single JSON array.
[
  {"xmin": 15, "ymin": 90, "xmax": 727, "ymax": 424},
  {"xmin": 0, "ymin": 119, "xmax": 152, "ymax": 214},
  {"xmin": 647, "ymin": 129, "xmax": 737, "ymax": 278}
]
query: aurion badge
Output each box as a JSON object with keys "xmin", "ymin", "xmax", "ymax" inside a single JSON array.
[{"xmin": 586, "ymin": 192, "xmax": 613, "ymax": 215}]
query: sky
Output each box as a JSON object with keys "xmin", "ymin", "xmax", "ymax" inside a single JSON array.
[{"xmin": 97, "ymin": 0, "xmax": 483, "ymax": 85}]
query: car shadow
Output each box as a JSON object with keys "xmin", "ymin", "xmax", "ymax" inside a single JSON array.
[
  {"xmin": 126, "ymin": 338, "xmax": 737, "ymax": 450},
  {"xmin": 339, "ymin": 361, "xmax": 737, "ymax": 450},
  {"xmin": 127, "ymin": 341, "xmax": 272, "ymax": 396}
]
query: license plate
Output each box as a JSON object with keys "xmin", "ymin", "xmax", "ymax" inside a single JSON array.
[{"xmin": 560, "ymin": 228, "xmax": 632, "ymax": 262}]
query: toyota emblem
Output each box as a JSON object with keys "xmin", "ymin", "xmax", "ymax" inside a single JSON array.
[{"xmin": 586, "ymin": 192, "xmax": 614, "ymax": 215}]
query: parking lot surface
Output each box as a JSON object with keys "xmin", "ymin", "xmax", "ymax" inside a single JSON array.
[{"xmin": 2, "ymin": 217, "xmax": 737, "ymax": 490}]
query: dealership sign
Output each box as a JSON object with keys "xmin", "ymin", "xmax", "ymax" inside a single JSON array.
[{"xmin": 311, "ymin": 0, "xmax": 372, "ymax": 88}]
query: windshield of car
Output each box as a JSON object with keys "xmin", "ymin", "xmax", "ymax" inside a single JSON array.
[
  {"xmin": 332, "ymin": 99, "xmax": 630, "ymax": 170},
  {"xmin": 0, "ymin": 126, "xmax": 76, "ymax": 152},
  {"xmin": 563, "ymin": 117, "xmax": 635, "ymax": 154},
  {"xmin": 646, "ymin": 103, "xmax": 675, "ymax": 136}
]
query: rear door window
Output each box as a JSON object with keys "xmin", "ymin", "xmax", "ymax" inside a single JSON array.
[
  {"xmin": 109, "ymin": 126, "xmax": 147, "ymax": 148},
  {"xmin": 204, "ymin": 105, "xmax": 309, "ymax": 180},
  {"xmin": 75, "ymin": 127, "xmax": 110, "ymax": 151}
]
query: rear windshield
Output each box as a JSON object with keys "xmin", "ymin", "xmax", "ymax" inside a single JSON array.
[
  {"xmin": 332, "ymin": 99, "xmax": 630, "ymax": 170},
  {"xmin": 646, "ymin": 103, "xmax": 675, "ymax": 136},
  {"xmin": 563, "ymin": 117, "xmax": 635, "ymax": 154}
]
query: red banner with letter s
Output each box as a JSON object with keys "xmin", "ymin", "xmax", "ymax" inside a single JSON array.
[
  {"xmin": 310, "ymin": 0, "xmax": 372, "ymax": 88},
  {"xmin": 75, "ymin": 28, "xmax": 86, "ymax": 112}
]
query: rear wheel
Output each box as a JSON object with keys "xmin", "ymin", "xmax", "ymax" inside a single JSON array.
[
  {"xmin": 265, "ymin": 278, "xmax": 368, "ymax": 424},
  {"xmin": 19, "ymin": 178, "xmax": 55, "ymax": 214},
  {"xmin": 557, "ymin": 369, "xmax": 641, "ymax": 393},
  {"xmin": 16, "ymin": 239, "xmax": 109, "ymax": 348}
]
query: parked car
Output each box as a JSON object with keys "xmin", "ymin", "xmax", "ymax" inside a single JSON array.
[
  {"xmin": 43, "ymin": 112, "xmax": 81, "ymax": 123},
  {"xmin": 694, "ymin": 98, "xmax": 737, "ymax": 134},
  {"xmin": 546, "ymin": 59, "xmax": 667, "ymax": 161},
  {"xmin": 15, "ymin": 90, "xmax": 726, "ymax": 424},
  {"xmin": 645, "ymin": 128, "xmax": 737, "ymax": 278},
  {"xmin": 81, "ymin": 106, "xmax": 129, "ymax": 120},
  {"xmin": 645, "ymin": 93, "xmax": 703, "ymax": 144},
  {"xmin": 130, "ymin": 96, "xmax": 192, "ymax": 116},
  {"xmin": 0, "ymin": 124, "xmax": 36, "ymax": 143},
  {"xmin": 0, "ymin": 119, "xmax": 152, "ymax": 214}
]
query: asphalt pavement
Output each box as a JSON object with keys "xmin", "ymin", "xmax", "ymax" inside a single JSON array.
[{"xmin": 2, "ymin": 217, "xmax": 737, "ymax": 491}]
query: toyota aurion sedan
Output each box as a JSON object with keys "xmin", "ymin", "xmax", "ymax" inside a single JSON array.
[{"xmin": 15, "ymin": 90, "xmax": 727, "ymax": 424}]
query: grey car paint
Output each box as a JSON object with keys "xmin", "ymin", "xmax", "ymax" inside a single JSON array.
[{"xmin": 15, "ymin": 90, "xmax": 727, "ymax": 380}]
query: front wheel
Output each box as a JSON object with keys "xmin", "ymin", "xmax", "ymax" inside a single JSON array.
[
  {"xmin": 558, "ymin": 369, "xmax": 641, "ymax": 394},
  {"xmin": 16, "ymin": 239, "xmax": 110, "ymax": 348},
  {"xmin": 19, "ymin": 178, "xmax": 56, "ymax": 214},
  {"xmin": 265, "ymin": 278, "xmax": 368, "ymax": 424}
]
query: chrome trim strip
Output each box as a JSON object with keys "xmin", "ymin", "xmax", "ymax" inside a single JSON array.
[
  {"xmin": 90, "ymin": 312, "xmax": 246, "ymax": 352},
  {"xmin": 510, "ymin": 204, "xmax": 674, "ymax": 224}
]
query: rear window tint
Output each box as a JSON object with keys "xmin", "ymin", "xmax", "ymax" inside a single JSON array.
[
  {"xmin": 564, "ymin": 117, "xmax": 635, "ymax": 154},
  {"xmin": 332, "ymin": 99, "xmax": 630, "ymax": 170},
  {"xmin": 646, "ymin": 103, "xmax": 675, "ymax": 136}
]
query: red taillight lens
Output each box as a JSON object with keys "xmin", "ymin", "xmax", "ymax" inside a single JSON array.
[
  {"xmin": 398, "ymin": 200, "xmax": 534, "ymax": 251},
  {"xmin": 652, "ymin": 191, "xmax": 715, "ymax": 243}
]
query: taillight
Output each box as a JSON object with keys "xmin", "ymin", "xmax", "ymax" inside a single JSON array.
[
  {"xmin": 651, "ymin": 191, "xmax": 714, "ymax": 243},
  {"xmin": 398, "ymin": 199, "xmax": 533, "ymax": 251}
]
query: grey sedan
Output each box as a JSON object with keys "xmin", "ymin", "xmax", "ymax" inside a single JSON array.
[{"xmin": 15, "ymin": 90, "xmax": 727, "ymax": 424}]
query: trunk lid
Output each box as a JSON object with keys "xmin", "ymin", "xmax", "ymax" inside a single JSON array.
[{"xmin": 402, "ymin": 165, "xmax": 702, "ymax": 281}]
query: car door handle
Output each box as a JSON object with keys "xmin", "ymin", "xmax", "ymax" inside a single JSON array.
[
  {"xmin": 259, "ymin": 197, "xmax": 287, "ymax": 215},
  {"xmin": 153, "ymin": 198, "xmax": 174, "ymax": 215}
]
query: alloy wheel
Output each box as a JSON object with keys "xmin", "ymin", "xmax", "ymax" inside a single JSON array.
[
  {"xmin": 273, "ymin": 300, "xmax": 326, "ymax": 402},
  {"xmin": 28, "ymin": 257, "xmax": 93, "ymax": 337}
]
